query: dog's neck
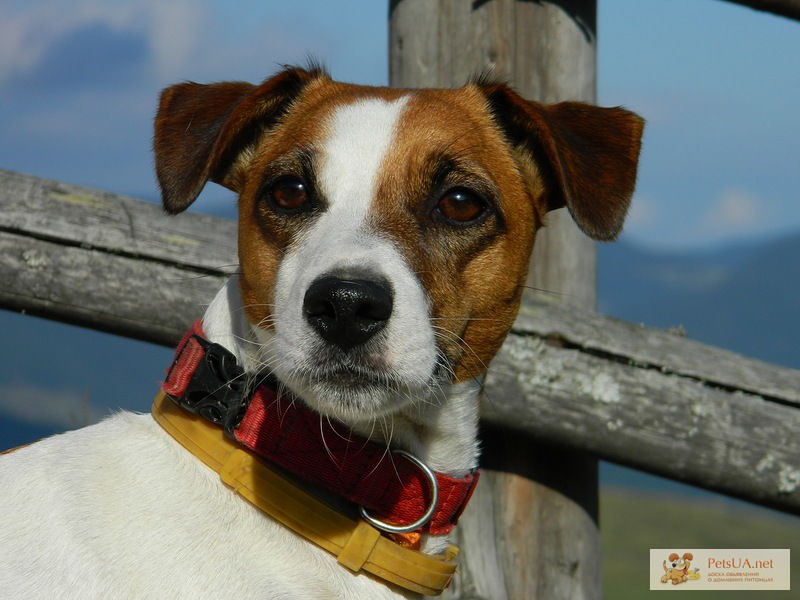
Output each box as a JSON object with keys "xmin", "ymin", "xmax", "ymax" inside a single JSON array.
[{"xmin": 202, "ymin": 277, "xmax": 481, "ymax": 479}]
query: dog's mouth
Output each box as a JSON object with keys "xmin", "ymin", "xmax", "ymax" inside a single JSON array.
[
  {"xmin": 299, "ymin": 345, "xmax": 392, "ymax": 384},
  {"xmin": 294, "ymin": 354, "xmax": 399, "ymax": 398},
  {"xmin": 274, "ymin": 351, "xmax": 435, "ymax": 423},
  {"xmin": 314, "ymin": 364, "xmax": 387, "ymax": 388},
  {"xmin": 258, "ymin": 293, "xmax": 443, "ymax": 423}
]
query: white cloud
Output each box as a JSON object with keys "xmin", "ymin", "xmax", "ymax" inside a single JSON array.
[
  {"xmin": 619, "ymin": 188, "xmax": 777, "ymax": 251},
  {"xmin": 0, "ymin": 383, "xmax": 103, "ymax": 428},
  {"xmin": 700, "ymin": 188, "xmax": 764, "ymax": 237},
  {"xmin": 625, "ymin": 194, "xmax": 659, "ymax": 229},
  {"xmin": 0, "ymin": 0, "xmax": 207, "ymax": 87},
  {"xmin": 0, "ymin": 0, "xmax": 339, "ymax": 98},
  {"xmin": 138, "ymin": 1, "xmax": 208, "ymax": 80},
  {"xmin": 0, "ymin": 4, "xmax": 75, "ymax": 83}
]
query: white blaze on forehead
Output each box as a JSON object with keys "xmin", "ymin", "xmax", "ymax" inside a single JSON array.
[
  {"xmin": 318, "ymin": 96, "xmax": 409, "ymax": 222},
  {"xmin": 267, "ymin": 92, "xmax": 438, "ymax": 401}
]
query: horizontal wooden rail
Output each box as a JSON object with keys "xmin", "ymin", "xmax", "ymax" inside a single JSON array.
[
  {"xmin": 2, "ymin": 168, "xmax": 799, "ymax": 514},
  {"xmin": 0, "ymin": 169, "xmax": 232, "ymax": 344}
]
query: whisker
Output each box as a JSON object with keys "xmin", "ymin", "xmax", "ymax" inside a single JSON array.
[
  {"xmin": 519, "ymin": 284, "xmax": 572, "ymax": 298},
  {"xmin": 431, "ymin": 324, "xmax": 489, "ymax": 374},
  {"xmin": 318, "ymin": 416, "xmax": 340, "ymax": 468}
]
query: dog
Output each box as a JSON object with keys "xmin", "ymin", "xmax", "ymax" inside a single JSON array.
[
  {"xmin": 661, "ymin": 552, "xmax": 700, "ymax": 585},
  {"xmin": 0, "ymin": 66, "xmax": 642, "ymax": 598}
]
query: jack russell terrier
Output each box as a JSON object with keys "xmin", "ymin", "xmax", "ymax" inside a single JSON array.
[{"xmin": 0, "ymin": 66, "xmax": 642, "ymax": 598}]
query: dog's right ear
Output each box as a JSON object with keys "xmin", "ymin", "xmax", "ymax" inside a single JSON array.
[
  {"xmin": 478, "ymin": 82, "xmax": 644, "ymax": 241},
  {"xmin": 154, "ymin": 67, "xmax": 323, "ymax": 214}
]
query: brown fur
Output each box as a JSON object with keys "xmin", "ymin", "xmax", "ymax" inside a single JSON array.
[
  {"xmin": 661, "ymin": 552, "xmax": 695, "ymax": 585},
  {"xmin": 371, "ymin": 86, "xmax": 541, "ymax": 380},
  {"xmin": 153, "ymin": 67, "xmax": 644, "ymax": 381},
  {"xmin": 480, "ymin": 83, "xmax": 644, "ymax": 241},
  {"xmin": 154, "ymin": 67, "xmax": 325, "ymax": 214}
]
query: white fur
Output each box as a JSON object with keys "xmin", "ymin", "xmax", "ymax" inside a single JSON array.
[
  {"xmin": 0, "ymin": 413, "xmax": 406, "ymax": 599},
  {"xmin": 257, "ymin": 98, "xmax": 479, "ymax": 481},
  {"xmin": 264, "ymin": 98, "xmax": 442, "ymax": 426},
  {"xmin": 0, "ymin": 98, "xmax": 484, "ymax": 597}
]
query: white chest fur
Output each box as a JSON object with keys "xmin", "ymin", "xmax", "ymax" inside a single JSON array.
[{"xmin": 0, "ymin": 412, "xmax": 411, "ymax": 599}]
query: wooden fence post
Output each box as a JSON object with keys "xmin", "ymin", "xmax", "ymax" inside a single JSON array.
[{"xmin": 389, "ymin": 1, "xmax": 600, "ymax": 598}]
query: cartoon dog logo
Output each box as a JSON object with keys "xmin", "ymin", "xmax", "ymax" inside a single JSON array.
[{"xmin": 661, "ymin": 552, "xmax": 701, "ymax": 585}]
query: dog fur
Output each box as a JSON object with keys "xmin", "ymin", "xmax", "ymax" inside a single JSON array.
[
  {"xmin": 0, "ymin": 66, "xmax": 642, "ymax": 598},
  {"xmin": 661, "ymin": 552, "xmax": 695, "ymax": 585}
]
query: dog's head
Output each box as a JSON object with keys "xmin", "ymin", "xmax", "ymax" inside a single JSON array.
[
  {"xmin": 154, "ymin": 67, "xmax": 643, "ymax": 423},
  {"xmin": 667, "ymin": 552, "xmax": 693, "ymax": 572}
]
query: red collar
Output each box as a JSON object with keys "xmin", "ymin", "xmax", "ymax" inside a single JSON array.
[{"xmin": 161, "ymin": 321, "xmax": 479, "ymax": 536}]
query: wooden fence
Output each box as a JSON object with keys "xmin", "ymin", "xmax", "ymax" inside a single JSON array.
[
  {"xmin": 3, "ymin": 167, "xmax": 799, "ymax": 516},
  {"xmin": 2, "ymin": 3, "xmax": 799, "ymax": 597}
]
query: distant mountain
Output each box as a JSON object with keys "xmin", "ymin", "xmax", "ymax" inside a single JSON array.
[{"xmin": 598, "ymin": 233, "xmax": 800, "ymax": 369}]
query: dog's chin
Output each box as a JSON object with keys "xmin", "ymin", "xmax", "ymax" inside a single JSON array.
[{"xmin": 278, "ymin": 366, "xmax": 428, "ymax": 424}]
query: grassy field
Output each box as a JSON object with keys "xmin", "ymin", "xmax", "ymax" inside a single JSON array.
[{"xmin": 601, "ymin": 487, "xmax": 798, "ymax": 599}]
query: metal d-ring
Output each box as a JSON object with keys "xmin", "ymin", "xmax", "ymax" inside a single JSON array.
[{"xmin": 359, "ymin": 450, "xmax": 440, "ymax": 534}]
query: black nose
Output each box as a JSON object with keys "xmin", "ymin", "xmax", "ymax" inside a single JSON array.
[{"xmin": 303, "ymin": 276, "xmax": 393, "ymax": 350}]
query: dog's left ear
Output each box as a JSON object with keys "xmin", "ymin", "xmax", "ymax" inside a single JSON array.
[
  {"xmin": 479, "ymin": 84, "xmax": 644, "ymax": 241},
  {"xmin": 154, "ymin": 67, "xmax": 324, "ymax": 214},
  {"xmin": 683, "ymin": 553, "xmax": 694, "ymax": 561}
]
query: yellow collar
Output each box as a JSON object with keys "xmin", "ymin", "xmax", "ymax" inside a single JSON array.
[{"xmin": 151, "ymin": 391, "xmax": 458, "ymax": 596}]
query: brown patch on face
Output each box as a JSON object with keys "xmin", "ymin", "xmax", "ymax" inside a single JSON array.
[
  {"xmin": 235, "ymin": 79, "xmax": 411, "ymax": 329},
  {"xmin": 370, "ymin": 86, "xmax": 547, "ymax": 381}
]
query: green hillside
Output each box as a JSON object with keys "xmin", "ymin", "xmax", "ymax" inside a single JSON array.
[{"xmin": 602, "ymin": 487, "xmax": 798, "ymax": 599}]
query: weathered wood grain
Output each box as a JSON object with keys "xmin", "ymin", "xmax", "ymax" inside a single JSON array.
[
  {"xmin": 0, "ymin": 168, "xmax": 233, "ymax": 345},
  {"xmin": 484, "ymin": 333, "xmax": 800, "ymax": 514},
  {"xmin": 0, "ymin": 231, "xmax": 224, "ymax": 346},
  {"xmin": 515, "ymin": 295, "xmax": 800, "ymax": 408},
  {"xmin": 0, "ymin": 168, "xmax": 237, "ymax": 274}
]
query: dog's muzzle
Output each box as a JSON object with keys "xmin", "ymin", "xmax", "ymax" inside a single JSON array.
[{"xmin": 303, "ymin": 276, "xmax": 393, "ymax": 350}]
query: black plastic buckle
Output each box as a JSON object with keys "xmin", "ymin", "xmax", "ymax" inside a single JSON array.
[{"xmin": 170, "ymin": 335, "xmax": 250, "ymax": 437}]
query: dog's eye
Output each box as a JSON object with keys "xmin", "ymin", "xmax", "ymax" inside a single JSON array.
[
  {"xmin": 435, "ymin": 188, "xmax": 488, "ymax": 225},
  {"xmin": 268, "ymin": 176, "xmax": 311, "ymax": 213}
]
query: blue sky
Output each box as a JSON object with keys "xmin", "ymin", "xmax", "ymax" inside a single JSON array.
[{"xmin": 1, "ymin": 0, "xmax": 798, "ymax": 250}]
